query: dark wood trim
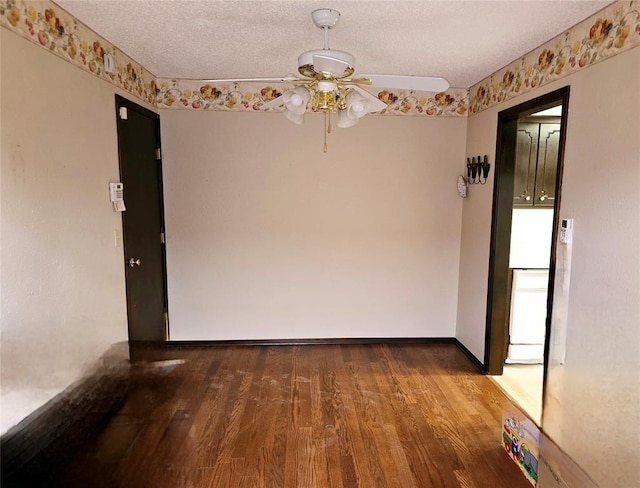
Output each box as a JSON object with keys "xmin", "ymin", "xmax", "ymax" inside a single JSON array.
[
  {"xmin": 484, "ymin": 116, "xmax": 518, "ymax": 374},
  {"xmin": 453, "ymin": 339, "xmax": 485, "ymax": 372},
  {"xmin": 114, "ymin": 93, "xmax": 159, "ymax": 121},
  {"xmin": 484, "ymin": 86, "xmax": 570, "ymax": 376},
  {"xmin": 165, "ymin": 337, "xmax": 458, "ymax": 347}
]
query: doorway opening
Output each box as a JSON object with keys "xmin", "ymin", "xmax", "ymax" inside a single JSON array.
[{"xmin": 484, "ymin": 87, "xmax": 570, "ymax": 426}]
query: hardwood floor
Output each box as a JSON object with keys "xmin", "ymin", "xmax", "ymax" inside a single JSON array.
[{"xmin": 12, "ymin": 344, "xmax": 531, "ymax": 487}]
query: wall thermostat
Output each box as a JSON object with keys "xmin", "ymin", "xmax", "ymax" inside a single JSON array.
[
  {"xmin": 109, "ymin": 182, "xmax": 126, "ymax": 212},
  {"xmin": 559, "ymin": 218, "xmax": 573, "ymax": 244}
]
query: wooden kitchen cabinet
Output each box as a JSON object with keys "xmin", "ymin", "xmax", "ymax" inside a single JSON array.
[{"xmin": 514, "ymin": 117, "xmax": 560, "ymax": 207}]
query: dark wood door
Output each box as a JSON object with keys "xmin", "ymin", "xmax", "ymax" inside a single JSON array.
[{"xmin": 115, "ymin": 95, "xmax": 168, "ymax": 342}]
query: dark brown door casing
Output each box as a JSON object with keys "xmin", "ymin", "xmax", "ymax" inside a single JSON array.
[
  {"xmin": 485, "ymin": 87, "xmax": 570, "ymax": 375},
  {"xmin": 115, "ymin": 95, "xmax": 168, "ymax": 342}
]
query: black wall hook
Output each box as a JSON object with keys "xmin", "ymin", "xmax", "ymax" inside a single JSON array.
[{"xmin": 466, "ymin": 155, "xmax": 491, "ymax": 185}]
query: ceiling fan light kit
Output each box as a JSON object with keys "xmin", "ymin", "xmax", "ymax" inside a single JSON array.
[
  {"xmin": 337, "ymin": 109, "xmax": 359, "ymax": 129},
  {"xmin": 243, "ymin": 8, "xmax": 450, "ymax": 151},
  {"xmin": 284, "ymin": 109, "xmax": 305, "ymax": 125},
  {"xmin": 282, "ymin": 87, "xmax": 310, "ymax": 115}
]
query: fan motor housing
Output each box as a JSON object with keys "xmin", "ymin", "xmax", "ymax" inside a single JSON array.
[{"xmin": 298, "ymin": 49, "xmax": 355, "ymax": 78}]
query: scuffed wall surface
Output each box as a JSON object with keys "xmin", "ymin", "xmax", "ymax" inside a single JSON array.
[
  {"xmin": 1, "ymin": 29, "xmax": 132, "ymax": 433},
  {"xmin": 541, "ymin": 47, "xmax": 640, "ymax": 488}
]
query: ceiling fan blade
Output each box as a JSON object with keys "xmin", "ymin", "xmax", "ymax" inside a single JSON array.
[
  {"xmin": 348, "ymin": 85, "xmax": 387, "ymax": 113},
  {"xmin": 345, "ymin": 77, "xmax": 373, "ymax": 85},
  {"xmin": 200, "ymin": 76, "xmax": 302, "ymax": 84},
  {"xmin": 313, "ymin": 54, "xmax": 350, "ymax": 75},
  {"xmin": 261, "ymin": 95, "xmax": 287, "ymax": 110},
  {"xmin": 355, "ymin": 74, "xmax": 450, "ymax": 92}
]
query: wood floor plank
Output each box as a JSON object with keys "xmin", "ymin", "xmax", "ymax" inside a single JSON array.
[
  {"xmin": 337, "ymin": 348, "xmax": 387, "ymax": 487},
  {"xmin": 190, "ymin": 348, "xmax": 245, "ymax": 463},
  {"xmin": 45, "ymin": 343, "xmax": 533, "ymax": 488},
  {"xmin": 376, "ymin": 424, "xmax": 418, "ymax": 488},
  {"xmin": 218, "ymin": 371, "xmax": 255, "ymax": 462},
  {"xmin": 251, "ymin": 346, "xmax": 294, "ymax": 486},
  {"xmin": 208, "ymin": 462, "xmax": 231, "ymax": 488}
]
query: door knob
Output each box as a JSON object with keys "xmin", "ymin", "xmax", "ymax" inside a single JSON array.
[{"xmin": 128, "ymin": 258, "xmax": 141, "ymax": 267}]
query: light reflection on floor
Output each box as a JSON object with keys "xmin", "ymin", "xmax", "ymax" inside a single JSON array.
[{"xmin": 491, "ymin": 364, "xmax": 543, "ymax": 426}]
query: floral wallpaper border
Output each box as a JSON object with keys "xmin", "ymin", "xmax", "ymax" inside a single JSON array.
[
  {"xmin": 0, "ymin": 0, "xmax": 157, "ymax": 106},
  {"xmin": 1, "ymin": 0, "xmax": 638, "ymax": 117},
  {"xmin": 469, "ymin": 0, "xmax": 640, "ymax": 114},
  {"xmin": 155, "ymin": 79, "xmax": 469, "ymax": 117}
]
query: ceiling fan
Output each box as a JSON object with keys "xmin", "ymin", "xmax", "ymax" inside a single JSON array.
[{"xmin": 205, "ymin": 8, "xmax": 450, "ymax": 151}]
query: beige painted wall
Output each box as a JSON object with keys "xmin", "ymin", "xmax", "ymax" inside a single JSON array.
[
  {"xmin": 5, "ymin": 14, "xmax": 637, "ymax": 484},
  {"xmin": 457, "ymin": 47, "xmax": 640, "ymax": 486},
  {"xmin": 455, "ymin": 109, "xmax": 497, "ymax": 360},
  {"xmin": 161, "ymin": 110, "xmax": 466, "ymax": 340},
  {"xmin": 1, "ymin": 30, "xmax": 139, "ymax": 432}
]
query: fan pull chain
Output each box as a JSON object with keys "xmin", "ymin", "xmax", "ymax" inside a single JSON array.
[{"xmin": 327, "ymin": 112, "xmax": 332, "ymax": 134}]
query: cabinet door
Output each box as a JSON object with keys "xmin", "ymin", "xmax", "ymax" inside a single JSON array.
[
  {"xmin": 534, "ymin": 123, "xmax": 560, "ymax": 206},
  {"xmin": 513, "ymin": 122, "xmax": 539, "ymax": 207}
]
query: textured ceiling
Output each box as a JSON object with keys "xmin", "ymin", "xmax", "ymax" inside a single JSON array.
[{"xmin": 55, "ymin": 0, "xmax": 612, "ymax": 88}]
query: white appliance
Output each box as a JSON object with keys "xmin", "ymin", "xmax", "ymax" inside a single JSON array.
[{"xmin": 506, "ymin": 269, "xmax": 549, "ymax": 364}]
